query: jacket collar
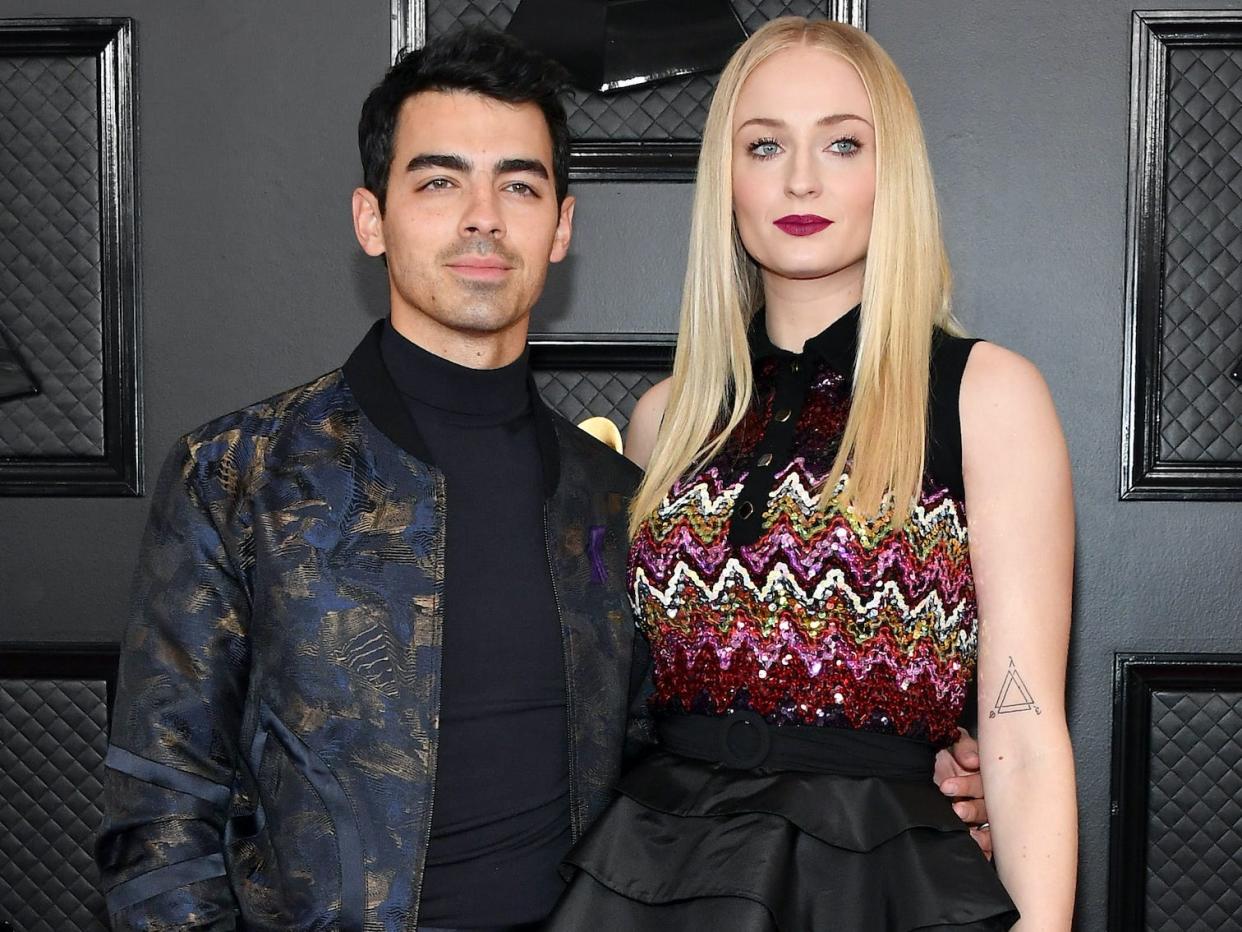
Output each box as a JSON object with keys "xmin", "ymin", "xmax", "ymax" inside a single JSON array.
[
  {"xmin": 748, "ymin": 303, "xmax": 861, "ymax": 373},
  {"xmin": 342, "ymin": 319, "xmax": 561, "ymax": 497}
]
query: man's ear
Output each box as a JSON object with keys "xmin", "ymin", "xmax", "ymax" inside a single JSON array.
[
  {"xmin": 352, "ymin": 187, "xmax": 387, "ymax": 257},
  {"xmin": 549, "ymin": 194, "xmax": 575, "ymax": 264}
]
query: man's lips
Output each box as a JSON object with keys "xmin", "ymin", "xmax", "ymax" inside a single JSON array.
[
  {"xmin": 446, "ymin": 259, "xmax": 513, "ymax": 279},
  {"xmin": 774, "ymin": 214, "xmax": 832, "ymax": 236}
]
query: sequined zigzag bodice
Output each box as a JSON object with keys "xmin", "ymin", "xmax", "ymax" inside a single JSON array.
[{"xmin": 628, "ymin": 343, "xmax": 978, "ymax": 748}]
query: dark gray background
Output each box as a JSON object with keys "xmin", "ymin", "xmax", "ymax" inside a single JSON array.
[{"xmin": 1, "ymin": 2, "xmax": 1240, "ymax": 927}]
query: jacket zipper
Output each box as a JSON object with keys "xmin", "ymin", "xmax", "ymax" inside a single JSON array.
[
  {"xmin": 411, "ymin": 470, "xmax": 448, "ymax": 931},
  {"xmin": 543, "ymin": 503, "xmax": 582, "ymax": 841}
]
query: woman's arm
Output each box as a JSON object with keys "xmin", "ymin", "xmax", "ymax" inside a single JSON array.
[
  {"xmin": 624, "ymin": 377, "xmax": 672, "ymax": 469},
  {"xmin": 961, "ymin": 342, "xmax": 1077, "ymax": 930}
]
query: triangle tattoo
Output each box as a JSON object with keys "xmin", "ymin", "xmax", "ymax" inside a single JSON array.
[{"xmin": 989, "ymin": 656, "xmax": 1041, "ymax": 718}]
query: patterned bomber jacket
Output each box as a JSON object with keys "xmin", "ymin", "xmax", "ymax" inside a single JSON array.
[{"xmin": 96, "ymin": 322, "xmax": 652, "ymax": 931}]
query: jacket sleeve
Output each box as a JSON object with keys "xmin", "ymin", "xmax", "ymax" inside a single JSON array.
[
  {"xmin": 623, "ymin": 609, "xmax": 657, "ymax": 766},
  {"xmin": 618, "ymin": 466, "xmax": 657, "ymax": 767},
  {"xmin": 96, "ymin": 436, "xmax": 252, "ymax": 929}
]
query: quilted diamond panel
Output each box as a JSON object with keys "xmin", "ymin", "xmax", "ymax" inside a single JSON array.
[
  {"xmin": 1145, "ymin": 690, "xmax": 1242, "ymax": 930},
  {"xmin": 0, "ymin": 54, "xmax": 105, "ymax": 457},
  {"xmin": 427, "ymin": 0, "xmax": 827, "ymax": 139},
  {"xmin": 0, "ymin": 678, "xmax": 109, "ymax": 932},
  {"xmin": 535, "ymin": 368, "xmax": 663, "ymax": 432},
  {"xmin": 1159, "ymin": 47, "xmax": 1242, "ymax": 464},
  {"xmin": 0, "ymin": 320, "xmax": 37, "ymax": 401}
]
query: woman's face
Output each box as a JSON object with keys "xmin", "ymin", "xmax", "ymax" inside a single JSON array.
[{"xmin": 731, "ymin": 45, "xmax": 876, "ymax": 285}]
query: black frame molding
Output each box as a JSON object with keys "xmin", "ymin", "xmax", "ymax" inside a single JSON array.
[
  {"xmin": 1121, "ymin": 11, "xmax": 1242, "ymax": 501},
  {"xmin": 1108, "ymin": 652, "xmax": 1242, "ymax": 930},
  {"xmin": 0, "ymin": 642, "xmax": 120, "ymax": 718},
  {"xmin": 391, "ymin": 1, "xmax": 866, "ymax": 182},
  {"xmin": 529, "ymin": 335, "xmax": 675, "ymax": 370},
  {"xmin": 0, "ymin": 18, "xmax": 142, "ymax": 497}
]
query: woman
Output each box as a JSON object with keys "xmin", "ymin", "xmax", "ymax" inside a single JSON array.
[{"xmin": 548, "ymin": 17, "xmax": 1077, "ymax": 931}]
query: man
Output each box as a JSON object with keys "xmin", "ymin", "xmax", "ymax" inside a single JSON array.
[{"xmin": 97, "ymin": 27, "xmax": 990, "ymax": 931}]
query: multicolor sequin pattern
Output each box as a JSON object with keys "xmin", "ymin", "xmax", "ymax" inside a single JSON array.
[{"xmin": 629, "ymin": 358, "xmax": 977, "ymax": 747}]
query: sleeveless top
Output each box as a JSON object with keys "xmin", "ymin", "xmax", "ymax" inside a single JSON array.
[{"xmin": 628, "ymin": 306, "xmax": 982, "ymax": 748}]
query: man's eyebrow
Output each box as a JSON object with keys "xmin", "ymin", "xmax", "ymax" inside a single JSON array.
[
  {"xmin": 735, "ymin": 113, "xmax": 873, "ymax": 134},
  {"xmin": 495, "ymin": 157, "xmax": 549, "ymax": 179},
  {"xmin": 405, "ymin": 153, "xmax": 471, "ymax": 173}
]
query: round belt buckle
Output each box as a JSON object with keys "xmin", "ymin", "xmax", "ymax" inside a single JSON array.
[{"xmin": 721, "ymin": 710, "xmax": 772, "ymax": 769}]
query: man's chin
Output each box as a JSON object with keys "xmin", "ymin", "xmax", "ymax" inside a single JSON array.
[{"xmin": 439, "ymin": 305, "xmax": 528, "ymax": 336}]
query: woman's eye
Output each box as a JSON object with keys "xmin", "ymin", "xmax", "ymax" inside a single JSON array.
[
  {"xmin": 829, "ymin": 137, "xmax": 861, "ymax": 156},
  {"xmin": 749, "ymin": 138, "xmax": 781, "ymax": 159}
]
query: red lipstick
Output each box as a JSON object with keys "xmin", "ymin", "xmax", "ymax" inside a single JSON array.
[{"xmin": 774, "ymin": 214, "xmax": 832, "ymax": 236}]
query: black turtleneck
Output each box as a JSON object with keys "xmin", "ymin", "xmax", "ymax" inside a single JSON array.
[{"xmin": 380, "ymin": 320, "xmax": 570, "ymax": 929}]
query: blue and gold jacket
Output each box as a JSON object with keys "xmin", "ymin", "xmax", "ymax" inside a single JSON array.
[{"xmin": 96, "ymin": 322, "xmax": 652, "ymax": 930}]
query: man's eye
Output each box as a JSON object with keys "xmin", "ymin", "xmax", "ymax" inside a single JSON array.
[
  {"xmin": 507, "ymin": 182, "xmax": 535, "ymax": 195},
  {"xmin": 422, "ymin": 178, "xmax": 453, "ymax": 190}
]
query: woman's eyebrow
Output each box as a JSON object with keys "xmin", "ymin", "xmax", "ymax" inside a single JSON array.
[{"xmin": 734, "ymin": 112, "xmax": 873, "ymax": 134}]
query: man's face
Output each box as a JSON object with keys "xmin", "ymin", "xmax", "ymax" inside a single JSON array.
[{"xmin": 354, "ymin": 90, "xmax": 574, "ymax": 340}]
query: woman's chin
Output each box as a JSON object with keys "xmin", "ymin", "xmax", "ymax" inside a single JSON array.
[{"xmin": 759, "ymin": 261, "xmax": 862, "ymax": 283}]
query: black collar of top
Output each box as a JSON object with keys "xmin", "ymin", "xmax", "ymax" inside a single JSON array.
[
  {"xmin": 380, "ymin": 317, "xmax": 532, "ymax": 421},
  {"xmin": 342, "ymin": 319, "xmax": 561, "ymax": 497},
  {"xmin": 727, "ymin": 302, "xmax": 861, "ymax": 549},
  {"xmin": 748, "ymin": 303, "xmax": 861, "ymax": 373}
]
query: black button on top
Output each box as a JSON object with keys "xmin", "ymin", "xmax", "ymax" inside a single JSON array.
[
  {"xmin": 730, "ymin": 361, "xmax": 809, "ymax": 545},
  {"xmin": 729, "ymin": 304, "xmax": 860, "ymax": 549}
]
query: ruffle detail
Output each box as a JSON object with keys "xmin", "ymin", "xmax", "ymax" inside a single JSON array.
[{"xmin": 547, "ymin": 751, "xmax": 1018, "ymax": 931}]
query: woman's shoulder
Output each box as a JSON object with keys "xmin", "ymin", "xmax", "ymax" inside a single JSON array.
[
  {"xmin": 930, "ymin": 330, "xmax": 1048, "ymax": 409},
  {"xmin": 958, "ymin": 341, "xmax": 1053, "ymax": 420},
  {"xmin": 927, "ymin": 333, "xmax": 1058, "ymax": 497},
  {"xmin": 625, "ymin": 377, "xmax": 673, "ymax": 470},
  {"xmin": 957, "ymin": 340, "xmax": 1065, "ymax": 483}
]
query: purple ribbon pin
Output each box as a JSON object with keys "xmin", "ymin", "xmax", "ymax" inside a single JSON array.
[{"xmin": 588, "ymin": 525, "xmax": 608, "ymax": 585}]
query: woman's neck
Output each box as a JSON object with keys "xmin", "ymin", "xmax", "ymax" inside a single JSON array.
[{"xmin": 760, "ymin": 259, "xmax": 865, "ymax": 352}]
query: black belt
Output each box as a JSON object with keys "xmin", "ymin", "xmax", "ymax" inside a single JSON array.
[
  {"xmin": 656, "ymin": 711, "xmax": 937, "ymax": 781},
  {"xmin": 420, "ymin": 924, "xmax": 543, "ymax": 932}
]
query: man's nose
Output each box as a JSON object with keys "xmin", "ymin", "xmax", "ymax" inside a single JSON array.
[{"xmin": 460, "ymin": 185, "xmax": 504, "ymax": 239}]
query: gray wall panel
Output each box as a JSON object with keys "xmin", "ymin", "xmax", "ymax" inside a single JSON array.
[
  {"xmin": 0, "ymin": 0, "xmax": 388, "ymax": 641},
  {"xmin": 531, "ymin": 183, "xmax": 691, "ymax": 336}
]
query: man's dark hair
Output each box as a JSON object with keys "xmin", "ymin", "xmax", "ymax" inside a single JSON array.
[{"xmin": 359, "ymin": 27, "xmax": 572, "ymax": 210}]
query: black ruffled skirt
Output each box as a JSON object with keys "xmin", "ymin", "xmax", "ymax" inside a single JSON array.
[{"xmin": 546, "ymin": 717, "xmax": 1018, "ymax": 931}]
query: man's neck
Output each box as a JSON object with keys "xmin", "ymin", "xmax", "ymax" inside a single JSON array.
[{"xmin": 388, "ymin": 307, "xmax": 529, "ymax": 371}]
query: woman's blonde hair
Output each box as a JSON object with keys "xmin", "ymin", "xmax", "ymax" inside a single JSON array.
[{"xmin": 630, "ymin": 16, "xmax": 960, "ymax": 537}]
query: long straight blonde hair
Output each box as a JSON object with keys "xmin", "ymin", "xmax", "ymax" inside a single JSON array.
[{"xmin": 630, "ymin": 16, "xmax": 961, "ymax": 537}]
